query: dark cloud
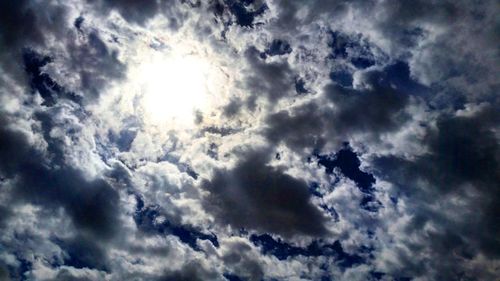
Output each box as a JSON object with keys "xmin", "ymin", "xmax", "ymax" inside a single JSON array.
[
  {"xmin": 0, "ymin": 0, "xmax": 126, "ymax": 118},
  {"xmin": 270, "ymin": 0, "xmax": 358, "ymax": 31},
  {"xmin": 375, "ymin": 106, "xmax": 499, "ymax": 195},
  {"xmin": 158, "ymin": 261, "xmax": 219, "ymax": 281},
  {"xmin": 0, "ymin": 204, "xmax": 12, "ymax": 229},
  {"xmin": 212, "ymin": 0, "xmax": 267, "ymax": 28},
  {"xmin": 19, "ymin": 33, "xmax": 125, "ymax": 108},
  {"xmin": 223, "ymin": 98, "xmax": 244, "ymax": 117},
  {"xmin": 324, "ymin": 73, "xmax": 410, "ymax": 135},
  {"xmin": 62, "ymin": 31, "xmax": 126, "ymax": 101},
  {"xmin": 134, "ymin": 198, "xmax": 219, "ymax": 250},
  {"xmin": 1, "ymin": 257, "xmax": 30, "ymax": 281},
  {"xmin": 57, "ymin": 235, "xmax": 109, "ymax": 271},
  {"xmin": 0, "ymin": 0, "xmax": 498, "ymax": 280},
  {"xmin": 23, "ymin": 50, "xmax": 82, "ymax": 106},
  {"xmin": 372, "ymin": 105, "xmax": 500, "ymax": 279},
  {"xmin": 88, "ymin": 0, "xmax": 195, "ymax": 30},
  {"xmin": 0, "ymin": 0, "xmax": 69, "ymax": 85},
  {"xmin": 0, "ymin": 1, "xmax": 67, "ymax": 50},
  {"xmin": 221, "ymin": 241, "xmax": 264, "ymax": 281},
  {"xmin": 276, "ymin": 0, "xmax": 499, "ymax": 103},
  {"xmin": 250, "ymin": 234, "xmax": 363, "ymax": 267},
  {"xmin": 50, "ymin": 270, "xmax": 99, "ymax": 281},
  {"xmin": 329, "ymin": 70, "xmax": 353, "ymax": 88},
  {"xmin": 108, "ymin": 127, "xmax": 138, "ymax": 152},
  {"xmin": 0, "ymin": 264, "xmax": 8, "ymax": 281},
  {"xmin": 242, "ymin": 47, "xmax": 296, "ymax": 109},
  {"xmin": 265, "ymin": 101, "xmax": 327, "ymax": 151},
  {"xmin": 202, "ymin": 149, "xmax": 329, "ymax": 237},
  {"xmin": 88, "ymin": 0, "xmax": 162, "ymax": 24},
  {"xmin": 265, "ymin": 62, "xmax": 413, "ymax": 152},
  {"xmin": 0, "ymin": 115, "xmax": 120, "ymax": 240}
]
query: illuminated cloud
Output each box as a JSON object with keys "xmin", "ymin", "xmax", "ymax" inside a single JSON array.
[{"xmin": 0, "ymin": 1, "xmax": 498, "ymax": 280}]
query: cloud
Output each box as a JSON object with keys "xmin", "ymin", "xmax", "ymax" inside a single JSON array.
[
  {"xmin": 0, "ymin": 117, "xmax": 121, "ymax": 240},
  {"xmin": 264, "ymin": 62, "xmax": 414, "ymax": 153},
  {"xmin": 88, "ymin": 0, "xmax": 182, "ymax": 26},
  {"xmin": 0, "ymin": 0, "xmax": 498, "ymax": 280},
  {"xmin": 372, "ymin": 105, "xmax": 500, "ymax": 277},
  {"xmin": 0, "ymin": 0, "xmax": 71, "ymax": 89},
  {"xmin": 240, "ymin": 47, "xmax": 296, "ymax": 109},
  {"xmin": 202, "ymin": 148, "xmax": 329, "ymax": 237},
  {"xmin": 156, "ymin": 260, "xmax": 220, "ymax": 281},
  {"xmin": 219, "ymin": 238, "xmax": 265, "ymax": 281},
  {"xmin": 0, "ymin": 1, "xmax": 68, "ymax": 51}
]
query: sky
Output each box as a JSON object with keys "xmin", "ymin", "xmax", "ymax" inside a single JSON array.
[{"xmin": 0, "ymin": 1, "xmax": 499, "ymax": 280}]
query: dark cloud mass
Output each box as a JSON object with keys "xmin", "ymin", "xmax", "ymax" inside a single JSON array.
[
  {"xmin": 264, "ymin": 63, "xmax": 413, "ymax": 152},
  {"xmin": 374, "ymin": 106, "xmax": 500, "ymax": 261},
  {"xmin": 0, "ymin": 117, "xmax": 120, "ymax": 240},
  {"xmin": 202, "ymin": 149, "xmax": 329, "ymax": 237},
  {"xmin": 0, "ymin": 0, "xmax": 498, "ymax": 280}
]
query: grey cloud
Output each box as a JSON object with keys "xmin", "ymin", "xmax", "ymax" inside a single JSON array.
[
  {"xmin": 270, "ymin": 0, "xmax": 360, "ymax": 31},
  {"xmin": 58, "ymin": 235, "xmax": 110, "ymax": 271},
  {"xmin": 0, "ymin": 1, "xmax": 68, "ymax": 51},
  {"xmin": 211, "ymin": 0, "xmax": 268, "ymax": 29},
  {"xmin": 89, "ymin": 0, "xmax": 187, "ymax": 29},
  {"xmin": 325, "ymin": 81, "xmax": 409, "ymax": 135},
  {"xmin": 51, "ymin": 274, "xmax": 96, "ymax": 281},
  {"xmin": 89, "ymin": 0, "xmax": 162, "ymax": 24},
  {"xmin": 222, "ymin": 97, "xmax": 243, "ymax": 117},
  {"xmin": 0, "ymin": 263, "xmax": 8, "ymax": 281},
  {"xmin": 0, "ymin": 205, "xmax": 12, "ymax": 229},
  {"xmin": 12, "ymin": 25, "xmax": 125, "ymax": 108},
  {"xmin": 46, "ymin": 267, "xmax": 107, "ymax": 281},
  {"xmin": 375, "ymin": 106, "xmax": 499, "ymax": 194},
  {"xmin": 271, "ymin": 0, "xmax": 498, "ymax": 105},
  {"xmin": 221, "ymin": 241, "xmax": 264, "ymax": 281},
  {"xmin": 265, "ymin": 64, "xmax": 412, "ymax": 152},
  {"xmin": 265, "ymin": 101, "xmax": 327, "ymax": 151},
  {"xmin": 0, "ymin": 0, "xmax": 69, "ymax": 85},
  {"xmin": 377, "ymin": 1, "xmax": 498, "ymax": 104},
  {"xmin": 157, "ymin": 261, "xmax": 220, "ymax": 281},
  {"xmin": 242, "ymin": 47, "xmax": 296, "ymax": 109},
  {"xmin": 0, "ymin": 1, "xmax": 44, "ymax": 49},
  {"xmin": 372, "ymin": 105, "xmax": 500, "ymax": 279},
  {"xmin": 62, "ymin": 31, "xmax": 126, "ymax": 101},
  {"xmin": 372, "ymin": 1, "xmax": 460, "ymax": 50},
  {"xmin": 1, "ymin": 0, "xmax": 499, "ymax": 280},
  {"xmin": 202, "ymin": 149, "xmax": 329, "ymax": 237},
  {"xmin": 0, "ymin": 115, "xmax": 120, "ymax": 240}
]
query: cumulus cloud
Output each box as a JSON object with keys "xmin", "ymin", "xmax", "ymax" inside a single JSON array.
[
  {"xmin": 0, "ymin": 0, "xmax": 498, "ymax": 280},
  {"xmin": 202, "ymin": 148, "xmax": 329, "ymax": 237}
]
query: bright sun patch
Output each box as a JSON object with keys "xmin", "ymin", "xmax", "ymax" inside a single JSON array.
[
  {"xmin": 137, "ymin": 53, "xmax": 210, "ymax": 125},
  {"xmin": 121, "ymin": 38, "xmax": 229, "ymax": 131}
]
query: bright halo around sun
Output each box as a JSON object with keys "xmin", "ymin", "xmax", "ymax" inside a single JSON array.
[
  {"xmin": 139, "ymin": 54, "xmax": 208, "ymax": 125},
  {"xmin": 116, "ymin": 35, "xmax": 230, "ymax": 131}
]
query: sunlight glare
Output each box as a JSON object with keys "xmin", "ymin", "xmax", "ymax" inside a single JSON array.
[{"xmin": 138, "ymin": 53, "xmax": 209, "ymax": 125}]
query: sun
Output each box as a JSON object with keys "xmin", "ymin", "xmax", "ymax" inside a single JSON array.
[
  {"xmin": 136, "ymin": 52, "xmax": 210, "ymax": 125},
  {"xmin": 118, "ymin": 36, "xmax": 230, "ymax": 130}
]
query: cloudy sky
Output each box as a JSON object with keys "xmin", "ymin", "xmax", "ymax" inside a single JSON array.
[{"xmin": 0, "ymin": 1, "xmax": 499, "ymax": 280}]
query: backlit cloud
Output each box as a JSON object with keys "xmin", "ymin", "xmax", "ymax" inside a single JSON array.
[{"xmin": 0, "ymin": 1, "xmax": 498, "ymax": 280}]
